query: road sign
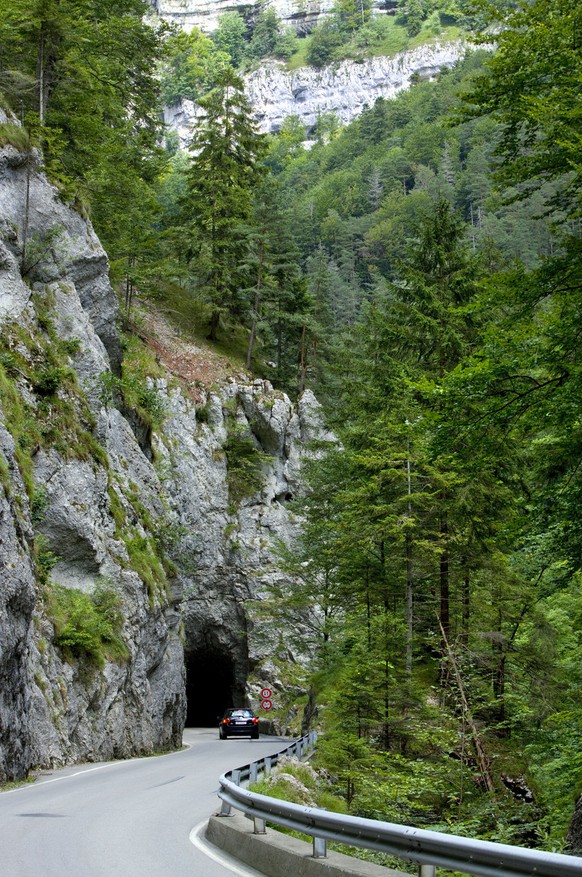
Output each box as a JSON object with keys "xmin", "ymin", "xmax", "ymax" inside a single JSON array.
[
  {"xmin": 260, "ymin": 688, "xmax": 272, "ymax": 699},
  {"xmin": 261, "ymin": 699, "xmax": 272, "ymax": 710}
]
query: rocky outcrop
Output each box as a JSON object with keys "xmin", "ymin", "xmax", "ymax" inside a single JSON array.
[
  {"xmin": 165, "ymin": 40, "xmax": 467, "ymax": 141},
  {"xmin": 149, "ymin": 0, "xmax": 335, "ymax": 34},
  {"xmin": 0, "ymin": 420, "xmax": 36, "ymax": 783},
  {"xmin": 0, "ymin": 122, "xmax": 185, "ymax": 778},
  {"xmin": 0, "ymin": 115, "xmax": 333, "ymax": 780}
]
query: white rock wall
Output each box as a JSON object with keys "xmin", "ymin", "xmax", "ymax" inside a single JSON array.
[
  {"xmin": 149, "ymin": 0, "xmax": 335, "ymax": 33},
  {"xmin": 165, "ymin": 40, "xmax": 467, "ymax": 141}
]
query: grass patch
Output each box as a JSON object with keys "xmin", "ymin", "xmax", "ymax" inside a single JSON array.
[
  {"xmin": 96, "ymin": 334, "xmax": 167, "ymax": 432},
  {"xmin": 0, "ymin": 776, "xmax": 37, "ymax": 793},
  {"xmin": 0, "ymin": 122, "xmax": 30, "ymax": 150},
  {"xmin": 284, "ymin": 18, "xmax": 464, "ymax": 70},
  {"xmin": 121, "ymin": 530, "xmax": 171, "ymax": 605},
  {"xmin": 0, "ymin": 307, "xmax": 104, "ymax": 498},
  {"xmin": 45, "ymin": 581, "xmax": 129, "ymax": 668}
]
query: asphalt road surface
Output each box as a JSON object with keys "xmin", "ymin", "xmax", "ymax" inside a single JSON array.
[{"xmin": 0, "ymin": 728, "xmax": 291, "ymax": 877}]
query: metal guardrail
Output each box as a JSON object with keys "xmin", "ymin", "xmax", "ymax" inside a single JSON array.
[{"xmin": 217, "ymin": 732, "xmax": 582, "ymax": 877}]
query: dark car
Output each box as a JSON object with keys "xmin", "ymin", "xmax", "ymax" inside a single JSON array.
[{"xmin": 219, "ymin": 708, "xmax": 259, "ymax": 739}]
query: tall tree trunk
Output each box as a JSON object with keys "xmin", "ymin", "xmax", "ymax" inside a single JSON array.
[
  {"xmin": 439, "ymin": 618, "xmax": 495, "ymax": 793},
  {"xmin": 21, "ymin": 147, "xmax": 32, "ymax": 274},
  {"xmin": 247, "ymin": 240, "xmax": 264, "ymax": 369},
  {"xmin": 439, "ymin": 512, "xmax": 451, "ymax": 685},
  {"xmin": 405, "ymin": 450, "xmax": 414, "ymax": 689},
  {"xmin": 461, "ymin": 567, "xmax": 470, "ymax": 647},
  {"xmin": 298, "ymin": 323, "xmax": 308, "ymax": 393},
  {"xmin": 208, "ymin": 308, "xmax": 220, "ymax": 341}
]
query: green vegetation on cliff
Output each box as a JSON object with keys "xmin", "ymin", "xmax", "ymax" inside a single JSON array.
[{"xmin": 1, "ymin": 0, "xmax": 580, "ymax": 854}]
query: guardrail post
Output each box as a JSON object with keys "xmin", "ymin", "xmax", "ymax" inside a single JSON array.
[
  {"xmin": 250, "ymin": 763, "xmax": 258, "ymax": 784},
  {"xmin": 253, "ymin": 817, "xmax": 266, "ymax": 835},
  {"xmin": 264, "ymin": 756, "xmax": 272, "ymax": 777},
  {"xmin": 232, "ymin": 770, "xmax": 241, "ymax": 786},
  {"xmin": 419, "ymin": 865, "xmax": 436, "ymax": 877},
  {"xmin": 219, "ymin": 798, "xmax": 232, "ymax": 817},
  {"xmin": 313, "ymin": 837, "xmax": 327, "ymax": 858}
]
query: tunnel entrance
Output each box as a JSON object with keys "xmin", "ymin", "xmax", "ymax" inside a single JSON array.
[{"xmin": 185, "ymin": 648, "xmax": 242, "ymax": 726}]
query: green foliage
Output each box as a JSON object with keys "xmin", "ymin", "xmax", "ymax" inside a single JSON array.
[
  {"xmin": 461, "ymin": 0, "xmax": 582, "ymax": 215},
  {"xmin": 247, "ymin": 7, "xmax": 280, "ymax": 60},
  {"xmin": 181, "ymin": 67, "xmax": 267, "ymax": 340},
  {"xmin": 250, "ymin": 757, "xmax": 346, "ymax": 812},
  {"xmin": 261, "ymin": 28, "xmax": 582, "ymax": 848},
  {"xmin": 121, "ymin": 531, "xmax": 170, "ymax": 604},
  {"xmin": 34, "ymin": 534, "xmax": 59, "ymax": 586},
  {"xmin": 211, "ymin": 12, "xmax": 248, "ymax": 67},
  {"xmin": 45, "ymin": 582, "xmax": 128, "ymax": 667},
  {"xmin": 96, "ymin": 335, "xmax": 166, "ymax": 429},
  {"xmin": 0, "ymin": 0, "xmax": 168, "ymax": 293},
  {"xmin": 0, "ymin": 309, "xmax": 105, "ymax": 493},
  {"xmin": 223, "ymin": 423, "xmax": 266, "ymax": 503},
  {"xmin": 159, "ymin": 28, "xmax": 231, "ymax": 106},
  {"xmin": 0, "ymin": 122, "xmax": 30, "ymax": 150},
  {"xmin": 527, "ymin": 709, "xmax": 582, "ymax": 845},
  {"xmin": 305, "ymin": 21, "xmax": 344, "ymax": 68}
]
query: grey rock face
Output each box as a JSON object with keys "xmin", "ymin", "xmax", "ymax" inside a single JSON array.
[
  {"xmin": 0, "ymin": 128, "xmax": 334, "ymax": 776},
  {"xmin": 153, "ymin": 377, "xmax": 333, "ymax": 724},
  {"xmin": 0, "ymin": 421, "xmax": 36, "ymax": 783},
  {"xmin": 0, "ymin": 137, "xmax": 185, "ymax": 778},
  {"xmin": 165, "ymin": 40, "xmax": 466, "ymax": 142},
  {"xmin": 0, "ymin": 126, "xmax": 120, "ymax": 369},
  {"xmin": 149, "ymin": 0, "xmax": 336, "ymax": 34}
]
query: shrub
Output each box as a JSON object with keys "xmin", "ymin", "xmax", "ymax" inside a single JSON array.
[
  {"xmin": 305, "ymin": 22, "xmax": 343, "ymax": 67},
  {"xmin": 0, "ymin": 122, "xmax": 30, "ymax": 150},
  {"xmin": 223, "ymin": 424, "xmax": 266, "ymax": 503},
  {"xmin": 47, "ymin": 582, "xmax": 128, "ymax": 667}
]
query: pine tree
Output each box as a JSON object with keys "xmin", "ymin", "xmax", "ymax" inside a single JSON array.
[{"xmin": 182, "ymin": 68, "xmax": 266, "ymax": 340}]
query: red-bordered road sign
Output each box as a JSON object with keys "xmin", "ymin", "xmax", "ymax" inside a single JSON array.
[
  {"xmin": 260, "ymin": 688, "xmax": 272, "ymax": 699},
  {"xmin": 261, "ymin": 699, "xmax": 272, "ymax": 710}
]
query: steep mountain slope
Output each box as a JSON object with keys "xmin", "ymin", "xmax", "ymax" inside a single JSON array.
[{"xmin": 0, "ymin": 118, "xmax": 333, "ymax": 782}]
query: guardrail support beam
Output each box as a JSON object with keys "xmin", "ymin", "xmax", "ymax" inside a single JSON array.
[
  {"xmin": 254, "ymin": 817, "xmax": 266, "ymax": 835},
  {"xmin": 313, "ymin": 836, "xmax": 327, "ymax": 858},
  {"xmin": 419, "ymin": 865, "xmax": 436, "ymax": 877},
  {"xmin": 219, "ymin": 799, "xmax": 232, "ymax": 817}
]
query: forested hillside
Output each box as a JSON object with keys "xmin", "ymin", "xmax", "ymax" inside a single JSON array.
[{"xmin": 1, "ymin": 0, "xmax": 580, "ymax": 857}]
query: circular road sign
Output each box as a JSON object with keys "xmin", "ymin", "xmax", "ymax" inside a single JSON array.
[
  {"xmin": 261, "ymin": 699, "xmax": 272, "ymax": 710},
  {"xmin": 260, "ymin": 688, "xmax": 272, "ymax": 699}
]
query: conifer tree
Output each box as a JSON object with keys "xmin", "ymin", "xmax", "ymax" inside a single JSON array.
[{"xmin": 182, "ymin": 68, "xmax": 266, "ymax": 340}]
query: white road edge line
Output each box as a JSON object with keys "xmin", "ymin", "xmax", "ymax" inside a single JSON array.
[
  {"xmin": 190, "ymin": 818, "xmax": 267, "ymax": 877},
  {"xmin": 1, "ymin": 743, "xmax": 193, "ymax": 795}
]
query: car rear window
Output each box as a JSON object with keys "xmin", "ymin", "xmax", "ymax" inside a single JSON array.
[{"xmin": 230, "ymin": 710, "xmax": 253, "ymax": 717}]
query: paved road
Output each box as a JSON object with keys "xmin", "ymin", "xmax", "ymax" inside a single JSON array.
[{"xmin": 0, "ymin": 728, "xmax": 290, "ymax": 877}]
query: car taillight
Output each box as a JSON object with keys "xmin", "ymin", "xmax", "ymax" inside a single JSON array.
[
  {"xmin": 223, "ymin": 718, "xmax": 230, "ymax": 725},
  {"xmin": 252, "ymin": 717, "xmax": 258, "ymax": 724}
]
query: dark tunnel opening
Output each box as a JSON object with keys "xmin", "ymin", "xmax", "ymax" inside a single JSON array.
[{"xmin": 185, "ymin": 649, "xmax": 243, "ymax": 726}]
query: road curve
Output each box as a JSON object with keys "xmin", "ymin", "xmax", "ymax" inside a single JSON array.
[{"xmin": 0, "ymin": 728, "xmax": 290, "ymax": 877}]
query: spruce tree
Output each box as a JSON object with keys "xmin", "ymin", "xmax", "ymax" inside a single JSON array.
[{"xmin": 182, "ymin": 68, "xmax": 266, "ymax": 340}]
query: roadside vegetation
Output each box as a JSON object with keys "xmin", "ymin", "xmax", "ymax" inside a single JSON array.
[{"xmin": 0, "ymin": 0, "xmax": 580, "ymax": 853}]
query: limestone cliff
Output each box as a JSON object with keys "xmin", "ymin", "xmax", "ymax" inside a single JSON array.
[
  {"xmin": 0, "ymin": 117, "xmax": 331, "ymax": 782},
  {"xmin": 149, "ymin": 0, "xmax": 335, "ymax": 34},
  {"xmin": 165, "ymin": 40, "xmax": 467, "ymax": 141}
]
